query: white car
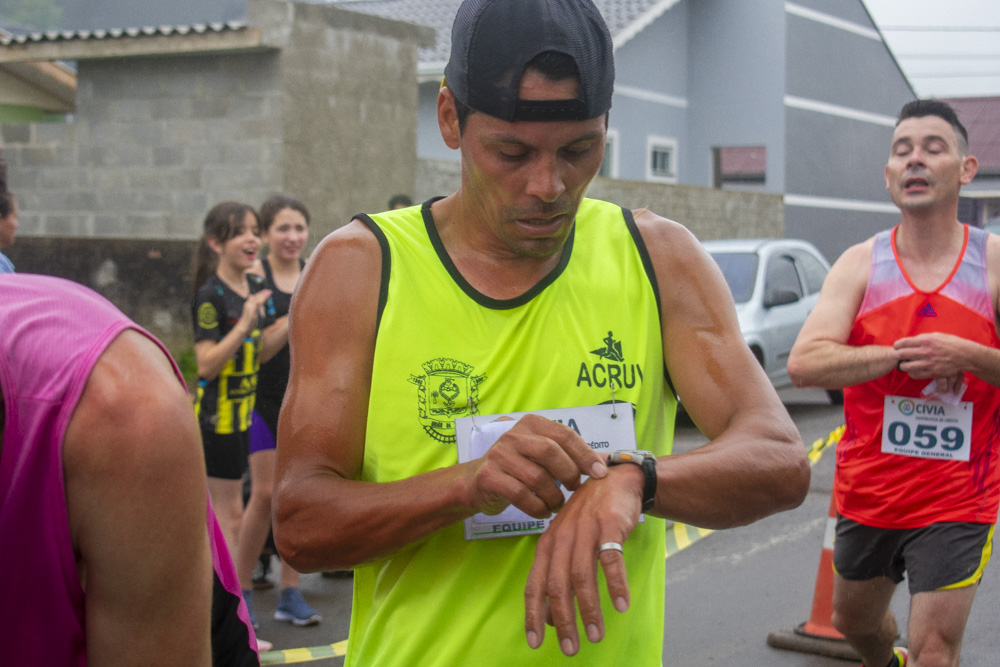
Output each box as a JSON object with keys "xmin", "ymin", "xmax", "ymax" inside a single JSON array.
[{"xmin": 702, "ymin": 238, "xmax": 839, "ymax": 401}]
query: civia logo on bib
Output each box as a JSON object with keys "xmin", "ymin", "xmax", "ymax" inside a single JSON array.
[
  {"xmin": 409, "ymin": 358, "xmax": 486, "ymax": 443},
  {"xmin": 897, "ymin": 399, "xmax": 916, "ymax": 416}
]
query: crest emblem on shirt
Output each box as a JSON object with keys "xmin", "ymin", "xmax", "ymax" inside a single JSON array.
[
  {"xmin": 198, "ymin": 302, "xmax": 218, "ymax": 330},
  {"xmin": 409, "ymin": 358, "xmax": 486, "ymax": 443}
]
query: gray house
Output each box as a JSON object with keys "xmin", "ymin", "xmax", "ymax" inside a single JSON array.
[{"xmin": 334, "ymin": 0, "xmax": 916, "ymax": 262}]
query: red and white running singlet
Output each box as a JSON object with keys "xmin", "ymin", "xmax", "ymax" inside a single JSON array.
[{"xmin": 838, "ymin": 224, "xmax": 1000, "ymax": 528}]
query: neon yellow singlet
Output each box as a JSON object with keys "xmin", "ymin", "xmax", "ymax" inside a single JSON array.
[{"xmin": 349, "ymin": 198, "xmax": 675, "ymax": 666}]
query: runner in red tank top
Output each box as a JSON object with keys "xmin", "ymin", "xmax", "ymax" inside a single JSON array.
[{"xmin": 789, "ymin": 100, "xmax": 999, "ymax": 667}]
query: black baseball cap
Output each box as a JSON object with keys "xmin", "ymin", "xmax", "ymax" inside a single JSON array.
[{"xmin": 443, "ymin": 0, "xmax": 615, "ymax": 122}]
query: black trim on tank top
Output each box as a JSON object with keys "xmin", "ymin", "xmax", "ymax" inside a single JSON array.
[
  {"xmin": 355, "ymin": 213, "xmax": 392, "ymax": 336},
  {"xmin": 421, "ymin": 197, "xmax": 574, "ymax": 310},
  {"xmin": 622, "ymin": 207, "xmax": 677, "ymax": 400}
]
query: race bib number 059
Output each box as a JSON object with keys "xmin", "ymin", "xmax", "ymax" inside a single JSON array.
[{"xmin": 881, "ymin": 395, "xmax": 972, "ymax": 462}]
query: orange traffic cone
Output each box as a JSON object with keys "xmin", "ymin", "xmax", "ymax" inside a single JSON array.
[{"xmin": 766, "ymin": 494, "xmax": 859, "ymax": 660}]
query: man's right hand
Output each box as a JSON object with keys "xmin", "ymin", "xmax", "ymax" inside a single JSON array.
[{"xmin": 466, "ymin": 414, "xmax": 608, "ymax": 518}]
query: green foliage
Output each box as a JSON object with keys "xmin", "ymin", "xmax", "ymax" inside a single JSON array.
[
  {"xmin": 0, "ymin": 0, "xmax": 63, "ymax": 31},
  {"xmin": 177, "ymin": 346, "xmax": 199, "ymax": 387}
]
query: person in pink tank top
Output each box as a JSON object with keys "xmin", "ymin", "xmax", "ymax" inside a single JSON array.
[{"xmin": 0, "ymin": 273, "xmax": 261, "ymax": 665}]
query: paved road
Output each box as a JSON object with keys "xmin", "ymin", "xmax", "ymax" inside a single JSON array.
[{"xmin": 251, "ymin": 387, "xmax": 999, "ymax": 665}]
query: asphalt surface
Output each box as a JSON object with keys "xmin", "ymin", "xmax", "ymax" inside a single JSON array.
[{"xmin": 250, "ymin": 387, "xmax": 1000, "ymax": 666}]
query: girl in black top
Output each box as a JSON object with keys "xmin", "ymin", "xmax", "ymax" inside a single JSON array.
[
  {"xmin": 238, "ymin": 195, "xmax": 321, "ymax": 627},
  {"xmin": 190, "ymin": 201, "xmax": 287, "ymax": 571}
]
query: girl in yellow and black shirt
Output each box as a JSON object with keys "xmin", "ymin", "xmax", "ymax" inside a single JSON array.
[{"xmin": 191, "ymin": 201, "xmax": 287, "ymax": 556}]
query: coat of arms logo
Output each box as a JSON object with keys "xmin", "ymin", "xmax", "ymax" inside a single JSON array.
[{"xmin": 409, "ymin": 357, "xmax": 486, "ymax": 443}]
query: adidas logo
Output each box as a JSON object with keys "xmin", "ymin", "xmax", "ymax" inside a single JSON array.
[{"xmin": 918, "ymin": 303, "xmax": 937, "ymax": 317}]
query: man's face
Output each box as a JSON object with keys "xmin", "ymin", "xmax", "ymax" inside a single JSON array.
[
  {"xmin": 450, "ymin": 71, "xmax": 607, "ymax": 259},
  {"xmin": 885, "ymin": 115, "xmax": 976, "ymax": 212}
]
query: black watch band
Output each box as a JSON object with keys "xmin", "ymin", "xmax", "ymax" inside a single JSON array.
[{"xmin": 607, "ymin": 450, "xmax": 657, "ymax": 512}]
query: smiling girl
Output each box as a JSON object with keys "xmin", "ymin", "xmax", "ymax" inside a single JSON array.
[{"xmin": 190, "ymin": 201, "xmax": 288, "ymax": 566}]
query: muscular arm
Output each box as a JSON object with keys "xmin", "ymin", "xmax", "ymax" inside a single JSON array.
[
  {"xmin": 64, "ymin": 331, "xmax": 212, "ymax": 666},
  {"xmin": 787, "ymin": 240, "xmax": 898, "ymax": 389},
  {"xmin": 638, "ymin": 213, "xmax": 809, "ymax": 527},
  {"xmin": 272, "ymin": 221, "xmax": 605, "ymax": 572}
]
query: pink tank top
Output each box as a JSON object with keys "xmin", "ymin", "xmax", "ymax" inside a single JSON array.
[{"xmin": 0, "ymin": 274, "xmax": 259, "ymax": 664}]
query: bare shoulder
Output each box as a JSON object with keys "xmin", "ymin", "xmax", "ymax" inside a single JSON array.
[
  {"xmin": 631, "ymin": 208, "xmax": 704, "ymax": 256},
  {"xmin": 630, "ymin": 208, "xmax": 737, "ymax": 303},
  {"xmin": 822, "ymin": 237, "xmax": 875, "ymax": 295},
  {"xmin": 64, "ymin": 330, "xmax": 200, "ymax": 475},
  {"xmin": 296, "ymin": 219, "xmax": 382, "ymax": 309},
  {"xmin": 291, "ymin": 218, "xmax": 383, "ymax": 355}
]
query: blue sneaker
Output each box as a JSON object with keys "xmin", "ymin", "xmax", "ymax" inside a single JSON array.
[
  {"xmin": 274, "ymin": 587, "xmax": 322, "ymax": 626},
  {"xmin": 242, "ymin": 590, "xmax": 259, "ymax": 629}
]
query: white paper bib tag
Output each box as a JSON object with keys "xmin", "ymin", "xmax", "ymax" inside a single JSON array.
[
  {"xmin": 455, "ymin": 403, "xmax": 637, "ymax": 540},
  {"xmin": 881, "ymin": 395, "xmax": 972, "ymax": 462}
]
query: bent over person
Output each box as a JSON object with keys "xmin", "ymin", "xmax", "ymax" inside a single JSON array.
[
  {"xmin": 273, "ymin": 1, "xmax": 809, "ymax": 665},
  {"xmin": 788, "ymin": 100, "xmax": 999, "ymax": 667},
  {"xmin": 0, "ymin": 274, "xmax": 261, "ymax": 666}
]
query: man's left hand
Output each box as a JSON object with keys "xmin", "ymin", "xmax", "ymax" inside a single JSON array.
[{"xmin": 523, "ymin": 463, "xmax": 645, "ymax": 656}]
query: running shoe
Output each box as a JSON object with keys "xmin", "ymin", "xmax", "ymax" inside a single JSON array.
[
  {"xmin": 256, "ymin": 637, "xmax": 273, "ymax": 653},
  {"xmin": 862, "ymin": 647, "xmax": 907, "ymax": 667},
  {"xmin": 242, "ymin": 590, "xmax": 259, "ymax": 629},
  {"xmin": 274, "ymin": 587, "xmax": 322, "ymax": 626}
]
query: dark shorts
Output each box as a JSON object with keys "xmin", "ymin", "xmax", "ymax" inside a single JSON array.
[
  {"xmin": 833, "ymin": 517, "xmax": 995, "ymax": 594},
  {"xmin": 202, "ymin": 428, "xmax": 250, "ymax": 480}
]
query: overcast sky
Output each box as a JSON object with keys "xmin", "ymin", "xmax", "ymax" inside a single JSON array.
[{"xmin": 863, "ymin": 0, "xmax": 1000, "ymax": 99}]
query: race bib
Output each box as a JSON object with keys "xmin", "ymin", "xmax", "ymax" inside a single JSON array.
[
  {"xmin": 455, "ymin": 403, "xmax": 638, "ymax": 540},
  {"xmin": 881, "ymin": 395, "xmax": 972, "ymax": 462}
]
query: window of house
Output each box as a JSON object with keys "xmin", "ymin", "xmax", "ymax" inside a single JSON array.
[
  {"xmin": 713, "ymin": 145, "xmax": 766, "ymax": 187},
  {"xmin": 646, "ymin": 136, "xmax": 678, "ymax": 184},
  {"xmin": 599, "ymin": 128, "xmax": 619, "ymax": 178}
]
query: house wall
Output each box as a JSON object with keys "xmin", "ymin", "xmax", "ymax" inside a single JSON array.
[
  {"xmin": 0, "ymin": 1, "xmax": 424, "ymax": 361},
  {"xmin": 782, "ymin": 0, "xmax": 914, "ymax": 262},
  {"xmin": 687, "ymin": 0, "xmax": 787, "ymax": 192},
  {"xmin": 609, "ymin": 0, "xmax": 688, "ymax": 183}
]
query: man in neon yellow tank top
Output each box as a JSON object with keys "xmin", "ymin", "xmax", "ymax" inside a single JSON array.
[
  {"xmin": 274, "ymin": 1, "xmax": 809, "ymax": 664},
  {"xmin": 789, "ymin": 100, "xmax": 999, "ymax": 667}
]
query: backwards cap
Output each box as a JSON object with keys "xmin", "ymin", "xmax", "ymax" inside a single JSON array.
[{"xmin": 444, "ymin": 0, "xmax": 614, "ymax": 122}]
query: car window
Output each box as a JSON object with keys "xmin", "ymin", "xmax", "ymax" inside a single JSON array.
[
  {"xmin": 764, "ymin": 254, "xmax": 802, "ymax": 305},
  {"xmin": 709, "ymin": 252, "xmax": 757, "ymax": 304},
  {"xmin": 791, "ymin": 250, "xmax": 828, "ymax": 295}
]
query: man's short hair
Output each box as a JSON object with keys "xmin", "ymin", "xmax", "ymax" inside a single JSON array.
[{"xmin": 897, "ymin": 99, "xmax": 969, "ymax": 154}]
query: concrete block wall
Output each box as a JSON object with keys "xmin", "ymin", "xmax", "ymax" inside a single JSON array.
[
  {"xmin": 1, "ymin": 1, "xmax": 428, "ymax": 363},
  {"xmin": 278, "ymin": 2, "xmax": 428, "ymax": 243},
  {"xmin": 4, "ymin": 51, "xmax": 284, "ymax": 240}
]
